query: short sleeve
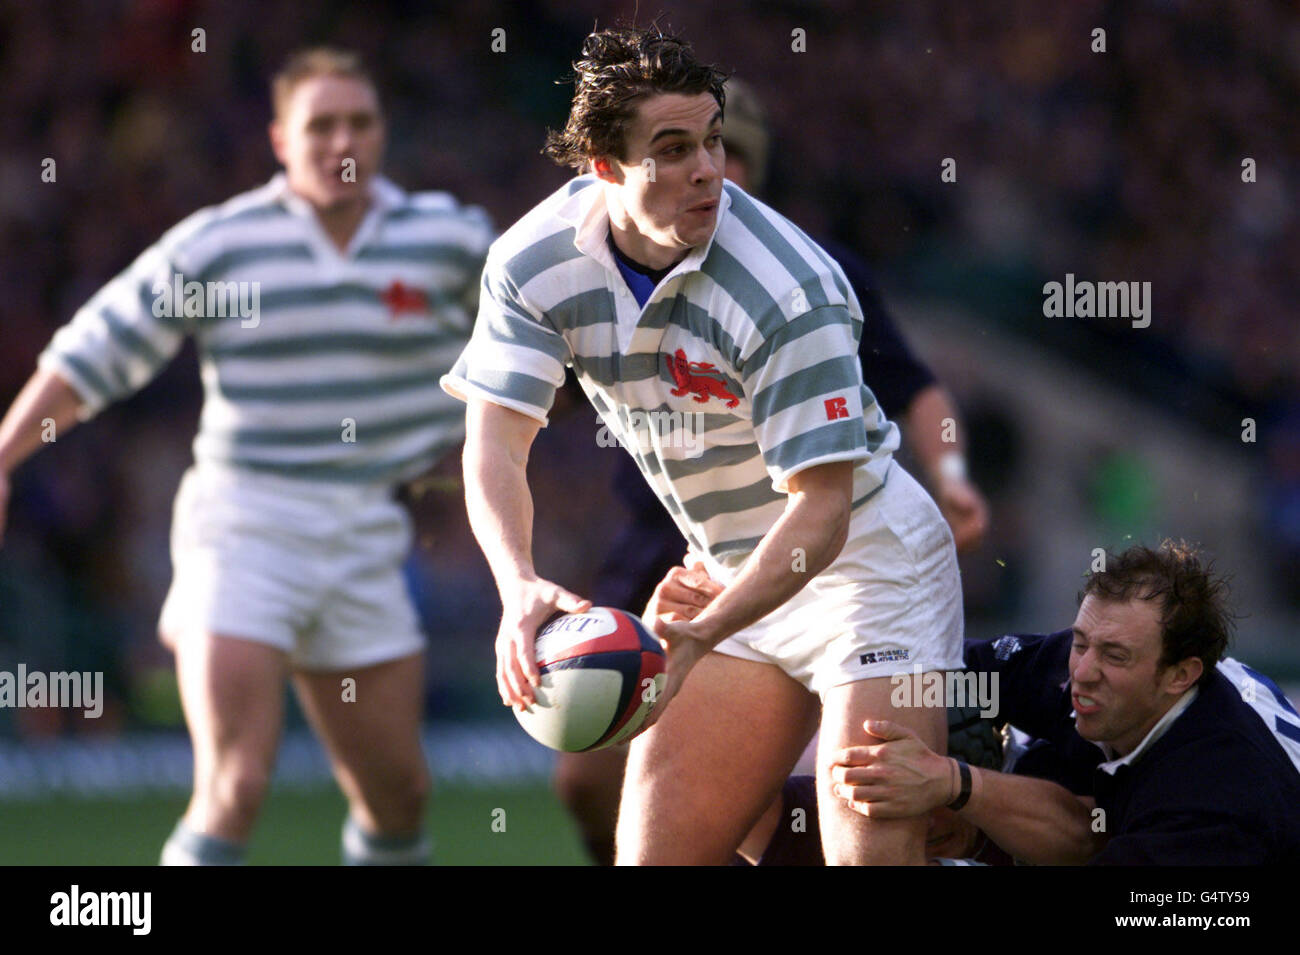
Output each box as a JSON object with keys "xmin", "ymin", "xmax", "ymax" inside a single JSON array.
[
  {"xmin": 743, "ymin": 305, "xmax": 872, "ymax": 492},
  {"xmin": 440, "ymin": 257, "xmax": 571, "ymax": 424},
  {"xmin": 38, "ymin": 239, "xmax": 192, "ymax": 421}
]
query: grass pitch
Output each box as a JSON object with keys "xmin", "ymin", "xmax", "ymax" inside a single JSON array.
[{"xmin": 0, "ymin": 782, "xmax": 590, "ymax": 865}]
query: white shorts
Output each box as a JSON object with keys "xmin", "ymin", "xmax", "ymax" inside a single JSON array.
[
  {"xmin": 159, "ymin": 464, "xmax": 425, "ymax": 670},
  {"xmin": 709, "ymin": 463, "xmax": 964, "ymax": 698}
]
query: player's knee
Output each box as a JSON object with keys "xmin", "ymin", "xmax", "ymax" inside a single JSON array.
[
  {"xmin": 210, "ymin": 764, "xmax": 273, "ymax": 822},
  {"xmin": 819, "ymin": 800, "xmax": 927, "ymax": 865},
  {"xmin": 390, "ymin": 762, "xmax": 432, "ymax": 815},
  {"xmin": 365, "ymin": 761, "xmax": 430, "ymax": 829}
]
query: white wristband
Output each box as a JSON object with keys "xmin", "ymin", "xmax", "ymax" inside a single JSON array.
[{"xmin": 937, "ymin": 451, "xmax": 967, "ymax": 483}]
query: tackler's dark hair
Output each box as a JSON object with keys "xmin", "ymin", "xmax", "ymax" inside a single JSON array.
[{"xmin": 1081, "ymin": 540, "xmax": 1236, "ymax": 687}]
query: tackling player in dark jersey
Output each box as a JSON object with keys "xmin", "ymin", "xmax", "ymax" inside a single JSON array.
[{"xmin": 819, "ymin": 542, "xmax": 1300, "ymax": 864}]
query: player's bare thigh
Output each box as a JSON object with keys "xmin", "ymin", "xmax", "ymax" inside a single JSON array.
[
  {"xmin": 816, "ymin": 674, "xmax": 948, "ymax": 865},
  {"xmin": 171, "ymin": 631, "xmax": 289, "ymax": 842},
  {"xmin": 291, "ymin": 651, "xmax": 429, "ymax": 835},
  {"xmin": 616, "ymin": 651, "xmax": 819, "ymax": 865}
]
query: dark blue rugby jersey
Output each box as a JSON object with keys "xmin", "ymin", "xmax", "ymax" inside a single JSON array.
[{"xmin": 966, "ymin": 630, "xmax": 1300, "ymax": 865}]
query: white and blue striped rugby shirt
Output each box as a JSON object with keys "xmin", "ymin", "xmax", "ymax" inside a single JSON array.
[
  {"xmin": 442, "ymin": 175, "xmax": 899, "ymax": 566},
  {"xmin": 40, "ymin": 173, "xmax": 492, "ymax": 485}
]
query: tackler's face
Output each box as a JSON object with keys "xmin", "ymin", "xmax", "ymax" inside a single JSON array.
[
  {"xmin": 1068, "ymin": 595, "xmax": 1182, "ymax": 756},
  {"xmin": 600, "ymin": 91, "xmax": 725, "ymax": 255},
  {"xmin": 271, "ymin": 74, "xmax": 385, "ymax": 210}
]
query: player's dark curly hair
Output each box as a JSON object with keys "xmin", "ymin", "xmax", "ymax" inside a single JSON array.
[
  {"xmin": 1080, "ymin": 540, "xmax": 1236, "ymax": 687},
  {"xmin": 543, "ymin": 25, "xmax": 728, "ymax": 170}
]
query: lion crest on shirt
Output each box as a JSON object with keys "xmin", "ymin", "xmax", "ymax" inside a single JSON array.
[{"xmin": 666, "ymin": 349, "xmax": 740, "ymax": 408}]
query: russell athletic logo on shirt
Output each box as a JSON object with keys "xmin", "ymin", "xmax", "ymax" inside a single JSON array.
[{"xmin": 666, "ymin": 350, "xmax": 741, "ymax": 408}]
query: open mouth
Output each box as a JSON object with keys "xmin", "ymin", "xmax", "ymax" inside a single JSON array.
[{"xmin": 1073, "ymin": 692, "xmax": 1102, "ymax": 715}]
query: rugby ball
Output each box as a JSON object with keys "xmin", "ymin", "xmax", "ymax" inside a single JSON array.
[{"xmin": 514, "ymin": 607, "xmax": 667, "ymax": 752}]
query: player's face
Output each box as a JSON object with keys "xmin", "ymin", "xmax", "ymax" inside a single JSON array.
[
  {"xmin": 271, "ymin": 75, "xmax": 384, "ymax": 210},
  {"xmin": 600, "ymin": 92, "xmax": 724, "ymax": 259},
  {"xmin": 1068, "ymin": 596, "xmax": 1188, "ymax": 755}
]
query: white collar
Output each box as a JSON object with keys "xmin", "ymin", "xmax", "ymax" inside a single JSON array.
[
  {"xmin": 554, "ymin": 174, "xmax": 731, "ymax": 281},
  {"xmin": 1094, "ymin": 685, "xmax": 1199, "ymax": 775},
  {"xmin": 265, "ymin": 172, "xmax": 403, "ymax": 259}
]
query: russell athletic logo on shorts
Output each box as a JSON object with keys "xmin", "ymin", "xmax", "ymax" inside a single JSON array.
[
  {"xmin": 859, "ymin": 649, "xmax": 909, "ymax": 665},
  {"xmin": 666, "ymin": 349, "xmax": 740, "ymax": 408}
]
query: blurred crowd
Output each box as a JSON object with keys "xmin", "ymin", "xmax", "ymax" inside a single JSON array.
[{"xmin": 1, "ymin": 0, "xmax": 1296, "ymax": 737}]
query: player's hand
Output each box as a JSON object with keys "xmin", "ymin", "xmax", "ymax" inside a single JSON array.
[
  {"xmin": 640, "ymin": 615, "xmax": 711, "ymax": 732},
  {"xmin": 642, "ymin": 559, "xmax": 724, "ymax": 623},
  {"xmin": 829, "ymin": 719, "xmax": 955, "ymax": 819},
  {"xmin": 496, "ymin": 577, "xmax": 591, "ymax": 709},
  {"xmin": 935, "ymin": 475, "xmax": 989, "ymax": 554}
]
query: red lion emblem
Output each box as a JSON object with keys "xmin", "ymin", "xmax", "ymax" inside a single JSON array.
[
  {"xmin": 667, "ymin": 349, "xmax": 740, "ymax": 408},
  {"xmin": 380, "ymin": 280, "xmax": 429, "ymax": 319}
]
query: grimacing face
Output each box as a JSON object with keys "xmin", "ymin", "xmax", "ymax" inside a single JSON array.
[
  {"xmin": 1068, "ymin": 595, "xmax": 1201, "ymax": 756},
  {"xmin": 595, "ymin": 91, "xmax": 724, "ymax": 266},
  {"xmin": 270, "ymin": 74, "xmax": 384, "ymax": 210}
]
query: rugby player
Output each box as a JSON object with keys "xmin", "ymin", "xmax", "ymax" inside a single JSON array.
[
  {"xmin": 824, "ymin": 543, "xmax": 1300, "ymax": 864},
  {"xmin": 0, "ymin": 48, "xmax": 492, "ymax": 864},
  {"xmin": 554, "ymin": 76, "xmax": 991, "ymax": 865},
  {"xmin": 443, "ymin": 26, "xmax": 964, "ymax": 865}
]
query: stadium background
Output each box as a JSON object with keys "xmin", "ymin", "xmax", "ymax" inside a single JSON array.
[{"xmin": 1, "ymin": 0, "xmax": 1296, "ymax": 863}]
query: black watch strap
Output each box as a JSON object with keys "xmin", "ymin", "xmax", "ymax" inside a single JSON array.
[{"xmin": 946, "ymin": 759, "xmax": 972, "ymax": 811}]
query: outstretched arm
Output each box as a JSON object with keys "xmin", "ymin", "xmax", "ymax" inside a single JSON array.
[{"xmin": 0, "ymin": 368, "xmax": 86, "ymax": 545}]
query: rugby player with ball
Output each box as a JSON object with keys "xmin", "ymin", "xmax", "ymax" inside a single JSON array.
[{"xmin": 444, "ymin": 25, "xmax": 963, "ymax": 865}]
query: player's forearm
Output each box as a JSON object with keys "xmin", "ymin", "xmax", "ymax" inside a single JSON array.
[
  {"xmin": 463, "ymin": 434, "xmax": 538, "ymax": 591},
  {"xmin": 900, "ymin": 385, "xmax": 965, "ymax": 486},
  {"xmin": 961, "ymin": 765, "xmax": 1100, "ymax": 865},
  {"xmin": 461, "ymin": 400, "xmax": 548, "ymax": 593},
  {"xmin": 0, "ymin": 368, "xmax": 84, "ymax": 476},
  {"xmin": 691, "ymin": 484, "xmax": 849, "ymax": 648}
]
